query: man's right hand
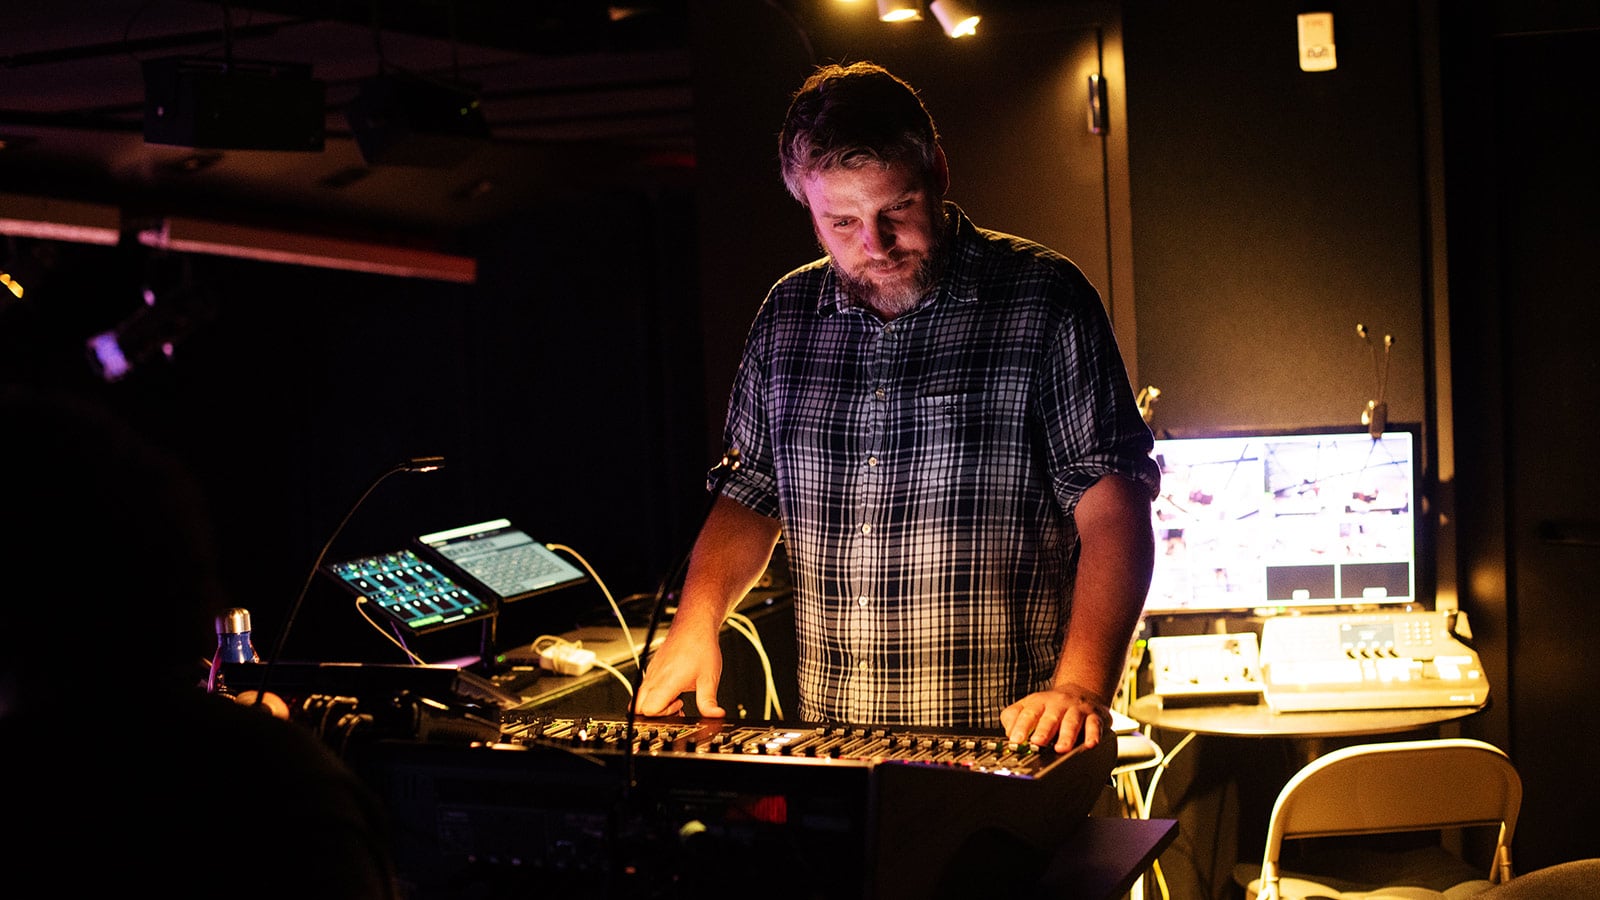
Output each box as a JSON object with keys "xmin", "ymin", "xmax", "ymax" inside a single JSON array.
[
  {"xmin": 633, "ymin": 494, "xmax": 782, "ymax": 719},
  {"xmin": 631, "ymin": 626, "xmax": 726, "ymax": 718}
]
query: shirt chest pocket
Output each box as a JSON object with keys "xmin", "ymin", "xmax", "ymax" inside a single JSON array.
[
  {"xmin": 911, "ymin": 389, "xmax": 990, "ymax": 444},
  {"xmin": 910, "ymin": 384, "xmax": 1032, "ymax": 451}
]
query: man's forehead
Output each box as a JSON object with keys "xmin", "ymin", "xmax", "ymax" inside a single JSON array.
[{"xmin": 802, "ymin": 162, "xmax": 925, "ymax": 213}]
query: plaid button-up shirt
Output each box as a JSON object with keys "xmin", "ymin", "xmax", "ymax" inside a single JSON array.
[{"xmin": 719, "ymin": 204, "xmax": 1160, "ymax": 728}]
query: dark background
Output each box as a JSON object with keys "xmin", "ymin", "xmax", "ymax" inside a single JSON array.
[{"xmin": 1, "ymin": 2, "xmax": 1595, "ymax": 895}]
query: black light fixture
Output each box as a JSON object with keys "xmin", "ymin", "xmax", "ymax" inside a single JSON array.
[
  {"xmin": 83, "ymin": 238, "xmax": 212, "ymax": 383},
  {"xmin": 345, "ymin": 70, "xmax": 490, "ymax": 168},
  {"xmin": 142, "ymin": 56, "xmax": 325, "ymax": 151}
]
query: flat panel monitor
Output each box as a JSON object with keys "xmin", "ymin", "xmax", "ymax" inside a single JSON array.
[{"xmin": 1144, "ymin": 426, "xmax": 1424, "ymax": 617}]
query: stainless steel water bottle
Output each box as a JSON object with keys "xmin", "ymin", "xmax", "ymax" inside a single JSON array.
[{"xmin": 216, "ymin": 607, "xmax": 261, "ymax": 664}]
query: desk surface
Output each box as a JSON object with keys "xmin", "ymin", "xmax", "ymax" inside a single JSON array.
[{"xmin": 1127, "ymin": 694, "xmax": 1482, "ymax": 738}]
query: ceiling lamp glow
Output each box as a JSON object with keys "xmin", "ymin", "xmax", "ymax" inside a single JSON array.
[
  {"xmin": 929, "ymin": 0, "xmax": 980, "ymax": 38},
  {"xmin": 878, "ymin": 0, "xmax": 923, "ymax": 23}
]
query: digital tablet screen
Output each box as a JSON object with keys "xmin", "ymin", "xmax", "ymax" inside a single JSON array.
[
  {"xmin": 322, "ymin": 548, "xmax": 495, "ymax": 635},
  {"xmin": 415, "ymin": 518, "xmax": 588, "ymax": 603}
]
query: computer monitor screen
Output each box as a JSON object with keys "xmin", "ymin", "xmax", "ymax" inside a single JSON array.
[{"xmin": 1145, "ymin": 427, "xmax": 1422, "ymax": 616}]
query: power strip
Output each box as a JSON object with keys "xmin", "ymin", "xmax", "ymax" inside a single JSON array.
[{"xmin": 538, "ymin": 641, "xmax": 596, "ymax": 676}]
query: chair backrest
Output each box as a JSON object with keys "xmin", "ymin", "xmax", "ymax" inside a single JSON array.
[{"xmin": 1258, "ymin": 738, "xmax": 1522, "ymax": 898}]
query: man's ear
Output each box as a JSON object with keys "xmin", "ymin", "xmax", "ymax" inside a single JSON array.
[{"xmin": 933, "ymin": 144, "xmax": 951, "ymax": 196}]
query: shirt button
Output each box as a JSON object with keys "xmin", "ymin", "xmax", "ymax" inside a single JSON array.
[
  {"xmin": 858, "ymin": 660, "xmax": 870, "ymax": 671},
  {"xmin": 857, "ymin": 596, "xmax": 869, "ymax": 607},
  {"xmin": 860, "ymin": 523, "xmax": 871, "ymax": 534},
  {"xmin": 874, "ymin": 387, "xmax": 887, "ymax": 399},
  {"xmin": 866, "ymin": 456, "xmax": 878, "ymax": 467}
]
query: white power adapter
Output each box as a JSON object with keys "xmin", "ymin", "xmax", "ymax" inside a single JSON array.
[{"xmin": 537, "ymin": 641, "xmax": 596, "ymax": 676}]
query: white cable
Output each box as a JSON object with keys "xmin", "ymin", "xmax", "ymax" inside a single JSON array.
[
  {"xmin": 593, "ymin": 659, "xmax": 634, "ymax": 696},
  {"xmin": 725, "ymin": 610, "xmax": 783, "ymax": 719},
  {"xmin": 545, "ymin": 542, "xmax": 640, "ymax": 671},
  {"xmin": 355, "ymin": 597, "xmax": 425, "ymax": 664},
  {"xmin": 1141, "ymin": 729, "xmax": 1196, "ymax": 818}
]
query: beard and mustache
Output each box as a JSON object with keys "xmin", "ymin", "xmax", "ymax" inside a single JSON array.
[{"xmin": 826, "ymin": 208, "xmax": 950, "ymax": 320}]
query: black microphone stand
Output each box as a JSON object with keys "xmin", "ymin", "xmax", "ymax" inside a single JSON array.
[
  {"xmin": 248, "ymin": 456, "xmax": 445, "ymax": 711},
  {"xmin": 624, "ymin": 447, "xmax": 741, "ymax": 780},
  {"xmin": 606, "ymin": 448, "xmax": 741, "ymax": 892}
]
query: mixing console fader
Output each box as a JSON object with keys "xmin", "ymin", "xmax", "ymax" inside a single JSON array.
[{"xmin": 498, "ymin": 714, "xmax": 1076, "ymax": 779}]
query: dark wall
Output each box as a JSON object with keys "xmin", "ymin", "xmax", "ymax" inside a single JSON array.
[
  {"xmin": 1439, "ymin": 2, "xmax": 1600, "ymax": 873},
  {"xmin": 1122, "ymin": 0, "xmax": 1431, "ymax": 442},
  {"xmin": 1, "ymin": 186, "xmax": 706, "ymax": 665},
  {"xmin": 689, "ymin": 1, "xmax": 817, "ymax": 461}
]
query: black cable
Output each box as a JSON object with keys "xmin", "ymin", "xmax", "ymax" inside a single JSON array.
[
  {"xmin": 249, "ymin": 456, "xmax": 444, "ymax": 711},
  {"xmin": 623, "ymin": 447, "xmax": 742, "ymax": 791}
]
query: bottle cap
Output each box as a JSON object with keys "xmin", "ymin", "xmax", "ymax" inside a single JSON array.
[{"xmin": 217, "ymin": 607, "xmax": 252, "ymax": 635}]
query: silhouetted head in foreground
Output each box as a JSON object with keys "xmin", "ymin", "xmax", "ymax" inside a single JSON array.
[
  {"xmin": 0, "ymin": 384, "xmax": 404, "ymax": 897},
  {"xmin": 0, "ymin": 385, "xmax": 225, "ymax": 714}
]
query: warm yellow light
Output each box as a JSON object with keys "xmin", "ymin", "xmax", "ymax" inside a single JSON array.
[
  {"xmin": 0, "ymin": 272, "xmax": 22, "ymax": 299},
  {"xmin": 878, "ymin": 0, "xmax": 922, "ymax": 23},
  {"xmin": 930, "ymin": 0, "xmax": 980, "ymax": 38}
]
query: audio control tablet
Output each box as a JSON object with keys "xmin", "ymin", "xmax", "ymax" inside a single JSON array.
[
  {"xmin": 415, "ymin": 518, "xmax": 588, "ymax": 603},
  {"xmin": 322, "ymin": 548, "xmax": 495, "ymax": 635}
]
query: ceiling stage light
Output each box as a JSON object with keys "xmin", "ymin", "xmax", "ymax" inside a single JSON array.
[
  {"xmin": 346, "ymin": 71, "xmax": 490, "ymax": 168},
  {"xmin": 877, "ymin": 0, "xmax": 923, "ymax": 23},
  {"xmin": 142, "ymin": 56, "xmax": 324, "ymax": 151},
  {"xmin": 930, "ymin": 0, "xmax": 981, "ymax": 38}
]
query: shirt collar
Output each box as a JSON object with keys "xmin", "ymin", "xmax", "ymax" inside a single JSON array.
[{"xmin": 940, "ymin": 203, "xmax": 985, "ymax": 306}]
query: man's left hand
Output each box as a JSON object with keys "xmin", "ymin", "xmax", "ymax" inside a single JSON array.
[{"xmin": 1001, "ymin": 683, "xmax": 1111, "ymax": 753}]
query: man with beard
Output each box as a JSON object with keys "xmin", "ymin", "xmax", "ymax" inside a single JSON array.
[{"xmin": 635, "ymin": 62, "xmax": 1160, "ymax": 753}]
